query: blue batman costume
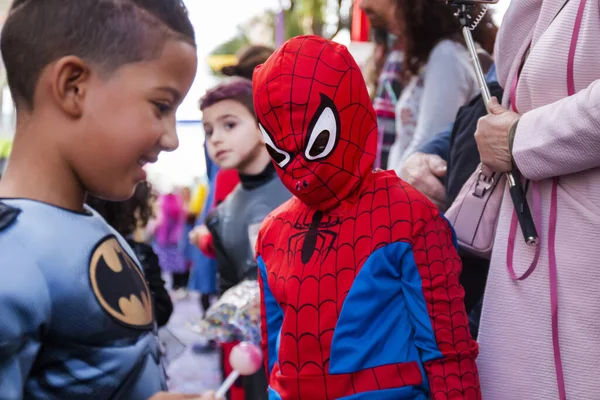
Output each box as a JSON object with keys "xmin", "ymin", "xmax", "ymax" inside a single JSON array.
[{"xmin": 0, "ymin": 199, "xmax": 165, "ymax": 399}]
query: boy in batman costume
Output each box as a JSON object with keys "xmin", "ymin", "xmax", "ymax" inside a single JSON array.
[
  {"xmin": 253, "ymin": 35, "xmax": 481, "ymax": 400},
  {"xmin": 0, "ymin": 1, "xmax": 215, "ymax": 399}
]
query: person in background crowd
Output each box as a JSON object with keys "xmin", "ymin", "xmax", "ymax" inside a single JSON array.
[
  {"xmin": 221, "ymin": 44, "xmax": 275, "ymax": 81},
  {"xmin": 365, "ymin": 28, "xmax": 389, "ymax": 99},
  {"xmin": 191, "ymin": 168, "xmax": 240, "ymax": 315},
  {"xmin": 198, "ymin": 78, "xmax": 291, "ymax": 297},
  {"xmin": 154, "ymin": 191, "xmax": 188, "ymax": 290},
  {"xmin": 187, "ymin": 149, "xmax": 221, "ymax": 317},
  {"xmin": 360, "ymin": 0, "xmax": 494, "ymax": 175},
  {"xmin": 180, "ymin": 181, "xmax": 208, "ymax": 300},
  {"xmin": 195, "ymin": 77, "xmax": 291, "ymax": 400},
  {"xmin": 87, "ymin": 182, "xmax": 173, "ymax": 327},
  {"xmin": 371, "ymin": 29, "xmax": 404, "ymax": 169},
  {"xmin": 187, "ymin": 43, "xmax": 275, "ymax": 318}
]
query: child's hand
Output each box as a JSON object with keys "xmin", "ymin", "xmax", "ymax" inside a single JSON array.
[
  {"xmin": 189, "ymin": 225, "xmax": 209, "ymax": 245},
  {"xmin": 147, "ymin": 392, "xmax": 198, "ymax": 399},
  {"xmin": 189, "ymin": 225, "xmax": 215, "ymax": 257},
  {"xmin": 195, "ymin": 390, "xmax": 222, "ymax": 400},
  {"xmin": 148, "ymin": 391, "xmax": 223, "ymax": 400}
]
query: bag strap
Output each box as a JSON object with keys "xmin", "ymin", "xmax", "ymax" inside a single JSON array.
[{"xmin": 549, "ymin": 3, "xmax": 587, "ymax": 399}]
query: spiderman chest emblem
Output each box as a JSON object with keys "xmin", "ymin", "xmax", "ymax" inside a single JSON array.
[{"xmin": 292, "ymin": 210, "xmax": 340, "ymax": 265}]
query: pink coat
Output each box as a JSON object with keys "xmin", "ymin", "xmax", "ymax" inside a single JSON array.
[{"xmin": 478, "ymin": 1, "xmax": 600, "ymax": 399}]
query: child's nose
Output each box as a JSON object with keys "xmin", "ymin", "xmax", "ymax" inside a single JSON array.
[
  {"xmin": 207, "ymin": 128, "xmax": 224, "ymax": 145},
  {"xmin": 159, "ymin": 124, "xmax": 179, "ymax": 152}
]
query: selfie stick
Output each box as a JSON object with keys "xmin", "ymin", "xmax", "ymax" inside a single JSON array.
[{"xmin": 453, "ymin": 2, "xmax": 539, "ymax": 246}]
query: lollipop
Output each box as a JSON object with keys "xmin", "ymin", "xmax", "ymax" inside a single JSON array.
[{"xmin": 215, "ymin": 342, "xmax": 263, "ymax": 398}]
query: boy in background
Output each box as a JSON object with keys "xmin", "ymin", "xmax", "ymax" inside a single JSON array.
[
  {"xmin": 191, "ymin": 77, "xmax": 291, "ymax": 400},
  {"xmin": 0, "ymin": 0, "xmax": 215, "ymax": 398},
  {"xmin": 192, "ymin": 77, "xmax": 291, "ymax": 296}
]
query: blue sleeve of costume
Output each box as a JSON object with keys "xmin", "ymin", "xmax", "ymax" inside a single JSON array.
[
  {"xmin": 188, "ymin": 165, "xmax": 219, "ymax": 293},
  {"xmin": 0, "ymin": 245, "xmax": 51, "ymax": 399},
  {"xmin": 257, "ymin": 256, "xmax": 283, "ymax": 375}
]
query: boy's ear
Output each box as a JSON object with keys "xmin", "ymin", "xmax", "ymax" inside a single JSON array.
[
  {"xmin": 52, "ymin": 56, "xmax": 91, "ymax": 118},
  {"xmin": 256, "ymin": 122, "xmax": 266, "ymax": 144}
]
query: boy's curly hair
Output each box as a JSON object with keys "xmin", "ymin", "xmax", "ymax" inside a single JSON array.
[
  {"xmin": 199, "ymin": 77, "xmax": 255, "ymax": 120},
  {"xmin": 87, "ymin": 181, "xmax": 155, "ymax": 237}
]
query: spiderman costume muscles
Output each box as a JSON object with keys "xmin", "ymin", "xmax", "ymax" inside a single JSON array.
[{"xmin": 253, "ymin": 36, "xmax": 481, "ymax": 400}]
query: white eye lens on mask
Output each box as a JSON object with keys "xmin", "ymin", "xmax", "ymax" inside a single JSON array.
[
  {"xmin": 259, "ymin": 123, "xmax": 291, "ymax": 168},
  {"xmin": 305, "ymin": 105, "xmax": 337, "ymax": 161}
]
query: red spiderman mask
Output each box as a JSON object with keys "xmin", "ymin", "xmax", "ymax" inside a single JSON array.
[{"xmin": 253, "ymin": 35, "xmax": 377, "ymax": 211}]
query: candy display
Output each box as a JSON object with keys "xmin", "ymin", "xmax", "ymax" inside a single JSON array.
[{"xmin": 188, "ymin": 280, "xmax": 261, "ymax": 345}]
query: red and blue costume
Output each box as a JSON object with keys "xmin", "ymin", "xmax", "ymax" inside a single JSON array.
[{"xmin": 253, "ymin": 35, "xmax": 481, "ymax": 400}]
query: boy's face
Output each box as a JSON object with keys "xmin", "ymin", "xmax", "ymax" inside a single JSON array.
[
  {"xmin": 70, "ymin": 40, "xmax": 198, "ymax": 201},
  {"xmin": 203, "ymin": 99, "xmax": 264, "ymax": 171}
]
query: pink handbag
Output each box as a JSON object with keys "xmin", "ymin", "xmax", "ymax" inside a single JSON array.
[{"xmin": 444, "ymin": 164, "xmax": 505, "ymax": 259}]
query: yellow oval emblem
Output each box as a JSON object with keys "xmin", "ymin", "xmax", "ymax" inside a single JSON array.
[{"xmin": 89, "ymin": 236, "xmax": 154, "ymax": 329}]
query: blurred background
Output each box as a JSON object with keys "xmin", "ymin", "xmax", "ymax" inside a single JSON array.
[{"xmin": 0, "ymin": 0, "xmax": 509, "ymax": 193}]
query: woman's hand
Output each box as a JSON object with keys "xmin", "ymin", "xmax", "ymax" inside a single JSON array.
[
  {"xmin": 400, "ymin": 152, "xmax": 447, "ymax": 209},
  {"xmin": 475, "ymin": 97, "xmax": 520, "ymax": 172}
]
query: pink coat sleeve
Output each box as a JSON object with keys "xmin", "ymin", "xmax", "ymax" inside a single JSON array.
[{"xmin": 513, "ymin": 79, "xmax": 600, "ymax": 180}]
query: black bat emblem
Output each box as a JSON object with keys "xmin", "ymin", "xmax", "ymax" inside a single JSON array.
[{"xmin": 89, "ymin": 236, "xmax": 154, "ymax": 330}]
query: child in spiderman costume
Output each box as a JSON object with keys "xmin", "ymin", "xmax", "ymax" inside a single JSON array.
[{"xmin": 253, "ymin": 35, "xmax": 481, "ymax": 400}]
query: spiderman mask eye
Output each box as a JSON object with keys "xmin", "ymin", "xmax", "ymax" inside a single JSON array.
[
  {"xmin": 259, "ymin": 123, "xmax": 291, "ymax": 168},
  {"xmin": 305, "ymin": 94, "xmax": 340, "ymax": 161}
]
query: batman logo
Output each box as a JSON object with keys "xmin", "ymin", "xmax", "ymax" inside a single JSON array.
[{"xmin": 89, "ymin": 236, "xmax": 154, "ymax": 330}]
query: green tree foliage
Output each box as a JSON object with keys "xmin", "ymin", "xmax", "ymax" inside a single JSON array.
[
  {"xmin": 289, "ymin": 0, "xmax": 349, "ymax": 38},
  {"xmin": 210, "ymin": 34, "xmax": 249, "ymax": 56},
  {"xmin": 210, "ymin": 0, "xmax": 350, "ymax": 62}
]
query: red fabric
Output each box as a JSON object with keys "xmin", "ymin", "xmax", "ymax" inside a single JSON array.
[
  {"xmin": 213, "ymin": 169, "xmax": 240, "ymax": 207},
  {"xmin": 253, "ymin": 35, "xmax": 480, "ymax": 400},
  {"xmin": 221, "ymin": 341, "xmax": 245, "ymax": 400},
  {"xmin": 197, "ymin": 231, "xmax": 215, "ymax": 258},
  {"xmin": 253, "ymin": 36, "xmax": 377, "ymax": 212},
  {"xmin": 351, "ymin": 0, "xmax": 371, "ymax": 42}
]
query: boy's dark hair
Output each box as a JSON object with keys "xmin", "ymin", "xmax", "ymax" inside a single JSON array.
[
  {"xmin": 199, "ymin": 77, "xmax": 255, "ymax": 121},
  {"xmin": 1, "ymin": 0, "xmax": 196, "ymax": 110},
  {"xmin": 86, "ymin": 181, "xmax": 155, "ymax": 237}
]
